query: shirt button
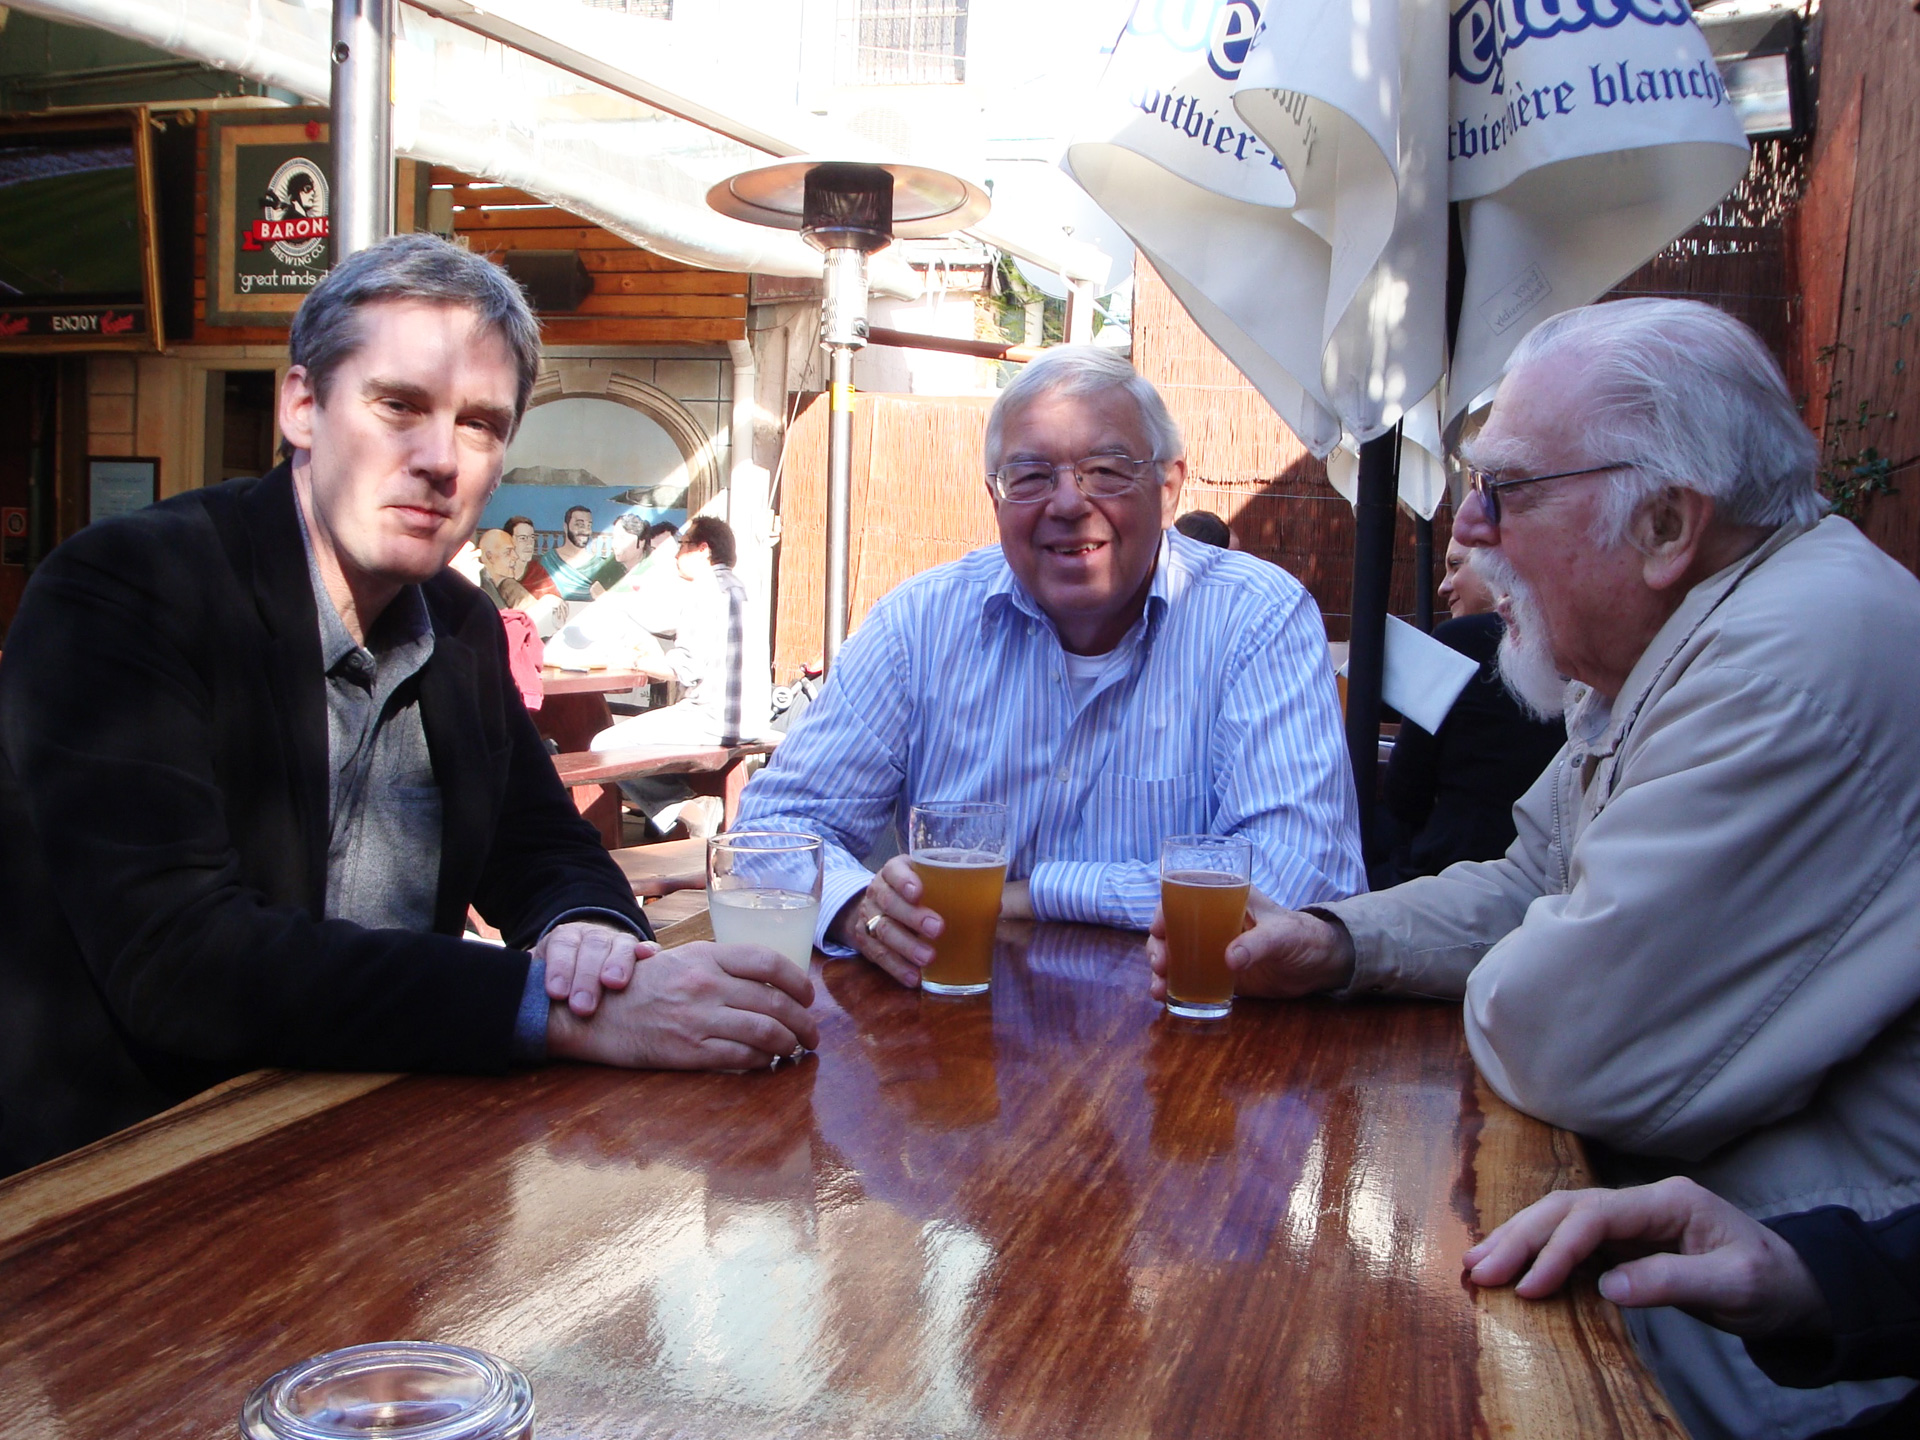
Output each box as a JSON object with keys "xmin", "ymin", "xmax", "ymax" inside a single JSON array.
[{"xmin": 1055, "ymin": 768, "xmax": 1069, "ymax": 782}]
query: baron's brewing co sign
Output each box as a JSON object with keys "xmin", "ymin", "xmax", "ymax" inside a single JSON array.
[{"xmin": 206, "ymin": 110, "xmax": 333, "ymax": 327}]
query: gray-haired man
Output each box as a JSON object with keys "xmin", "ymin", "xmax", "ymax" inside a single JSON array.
[
  {"xmin": 1152, "ymin": 299, "xmax": 1920, "ymax": 1438},
  {"xmin": 0, "ymin": 234, "xmax": 815, "ymax": 1175}
]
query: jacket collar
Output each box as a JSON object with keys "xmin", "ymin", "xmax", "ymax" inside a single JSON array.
[{"xmin": 1567, "ymin": 519, "xmax": 1816, "ymax": 763}]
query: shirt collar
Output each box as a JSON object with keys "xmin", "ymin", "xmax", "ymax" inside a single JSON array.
[
  {"xmin": 982, "ymin": 530, "xmax": 1176, "ymax": 647},
  {"xmin": 295, "ymin": 497, "xmax": 432, "ymax": 676}
]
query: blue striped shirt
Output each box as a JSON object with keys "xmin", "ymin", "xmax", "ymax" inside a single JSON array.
[{"xmin": 737, "ymin": 530, "xmax": 1365, "ymax": 952}]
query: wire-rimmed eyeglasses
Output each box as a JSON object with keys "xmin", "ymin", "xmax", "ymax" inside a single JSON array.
[
  {"xmin": 987, "ymin": 454, "xmax": 1159, "ymax": 505},
  {"xmin": 1461, "ymin": 461, "xmax": 1624, "ymax": 525}
]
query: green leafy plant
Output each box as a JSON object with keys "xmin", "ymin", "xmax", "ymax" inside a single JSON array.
[{"xmin": 1815, "ymin": 345, "xmax": 1900, "ymax": 519}]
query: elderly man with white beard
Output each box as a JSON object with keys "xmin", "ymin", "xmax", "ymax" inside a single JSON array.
[{"xmin": 1146, "ymin": 299, "xmax": 1920, "ymax": 1440}]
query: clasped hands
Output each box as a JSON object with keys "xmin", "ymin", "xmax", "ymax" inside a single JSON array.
[{"xmin": 533, "ymin": 920, "xmax": 818, "ymax": 1071}]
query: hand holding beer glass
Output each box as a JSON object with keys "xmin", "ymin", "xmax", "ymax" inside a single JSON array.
[
  {"xmin": 1158, "ymin": 834, "xmax": 1252, "ymax": 1019},
  {"xmin": 907, "ymin": 802, "xmax": 1009, "ymax": 996}
]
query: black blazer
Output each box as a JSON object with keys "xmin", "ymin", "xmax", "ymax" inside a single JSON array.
[{"xmin": 0, "ymin": 468, "xmax": 646, "ymax": 1173}]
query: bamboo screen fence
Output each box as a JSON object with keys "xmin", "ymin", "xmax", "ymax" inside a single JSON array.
[
  {"xmin": 1130, "ymin": 257, "xmax": 1453, "ymax": 640},
  {"xmin": 773, "ymin": 392, "xmax": 998, "ymax": 680}
]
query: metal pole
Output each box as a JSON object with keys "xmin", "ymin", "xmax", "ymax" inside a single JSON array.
[
  {"xmin": 1345, "ymin": 427, "xmax": 1400, "ymax": 848},
  {"xmin": 824, "ymin": 342, "xmax": 855, "ymax": 667},
  {"xmin": 819, "ymin": 244, "xmax": 869, "ymax": 671},
  {"xmin": 1414, "ymin": 514, "xmax": 1434, "ymax": 632},
  {"xmin": 330, "ymin": 0, "xmax": 394, "ymax": 262}
]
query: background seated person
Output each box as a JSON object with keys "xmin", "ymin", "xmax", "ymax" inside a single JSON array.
[
  {"xmin": 1467, "ymin": 1179, "xmax": 1920, "ymax": 1439},
  {"xmin": 1371, "ymin": 535, "xmax": 1566, "ymax": 886},
  {"xmin": 591, "ymin": 516, "xmax": 757, "ymax": 838},
  {"xmin": 1146, "ymin": 299, "xmax": 1920, "ymax": 1439},
  {"xmin": 737, "ymin": 345, "xmax": 1364, "ymax": 986},
  {"xmin": 0, "ymin": 234, "xmax": 815, "ymax": 1176},
  {"xmin": 1172, "ymin": 508, "xmax": 1238, "ymax": 549}
]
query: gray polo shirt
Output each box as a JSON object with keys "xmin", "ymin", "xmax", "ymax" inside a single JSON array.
[{"xmin": 298, "ymin": 513, "xmax": 578, "ymax": 1060}]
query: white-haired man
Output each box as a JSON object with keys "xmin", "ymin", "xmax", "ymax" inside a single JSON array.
[
  {"xmin": 738, "ymin": 346, "xmax": 1364, "ymax": 980},
  {"xmin": 1149, "ymin": 299, "xmax": 1920, "ymax": 1437}
]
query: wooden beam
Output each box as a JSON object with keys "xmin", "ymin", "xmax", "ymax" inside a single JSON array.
[
  {"xmin": 454, "ymin": 206, "xmax": 581, "ymax": 231},
  {"xmin": 577, "ymin": 249, "xmax": 720, "ymax": 274},
  {"xmin": 592, "ymin": 271, "xmax": 750, "ymax": 295},
  {"xmin": 448, "ymin": 184, "xmax": 543, "ymax": 207},
  {"xmin": 467, "ymin": 227, "xmax": 648, "ymax": 252},
  {"xmin": 536, "ymin": 317, "xmax": 744, "ymax": 344},
  {"xmin": 569, "ymin": 293, "xmax": 747, "ymax": 318}
]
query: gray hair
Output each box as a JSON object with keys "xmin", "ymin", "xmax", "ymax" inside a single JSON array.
[
  {"xmin": 983, "ymin": 345, "xmax": 1184, "ymax": 472},
  {"xmin": 288, "ymin": 233, "xmax": 542, "ymax": 426},
  {"xmin": 1506, "ymin": 298, "xmax": 1824, "ymax": 544}
]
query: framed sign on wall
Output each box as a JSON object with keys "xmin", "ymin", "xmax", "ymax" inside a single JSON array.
[
  {"xmin": 88, "ymin": 457, "xmax": 158, "ymax": 524},
  {"xmin": 204, "ymin": 109, "xmax": 333, "ymax": 329},
  {"xmin": 0, "ymin": 109, "xmax": 165, "ymax": 353}
]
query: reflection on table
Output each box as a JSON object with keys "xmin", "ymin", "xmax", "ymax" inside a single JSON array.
[{"xmin": 0, "ymin": 919, "xmax": 1680, "ymax": 1439}]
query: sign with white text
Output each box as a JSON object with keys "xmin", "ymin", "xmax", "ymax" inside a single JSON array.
[{"xmin": 205, "ymin": 110, "xmax": 333, "ymax": 328}]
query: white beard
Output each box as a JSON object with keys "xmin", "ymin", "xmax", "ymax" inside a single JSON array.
[{"xmin": 1470, "ymin": 550, "xmax": 1571, "ymax": 722}]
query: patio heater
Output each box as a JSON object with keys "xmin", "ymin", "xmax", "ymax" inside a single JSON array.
[{"xmin": 707, "ymin": 161, "xmax": 987, "ymax": 670}]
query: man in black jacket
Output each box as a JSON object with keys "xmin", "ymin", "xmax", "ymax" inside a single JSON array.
[
  {"xmin": 1374, "ymin": 535, "xmax": 1565, "ymax": 885},
  {"xmin": 0, "ymin": 235, "xmax": 815, "ymax": 1175}
]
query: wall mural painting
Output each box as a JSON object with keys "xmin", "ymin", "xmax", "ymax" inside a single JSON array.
[{"xmin": 474, "ymin": 396, "xmax": 692, "ymax": 635}]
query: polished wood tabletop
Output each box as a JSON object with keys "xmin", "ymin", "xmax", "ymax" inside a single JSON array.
[{"xmin": 0, "ymin": 919, "xmax": 1680, "ymax": 1439}]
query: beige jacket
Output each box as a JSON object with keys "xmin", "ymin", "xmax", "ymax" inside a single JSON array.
[{"xmin": 1323, "ymin": 517, "xmax": 1920, "ymax": 1437}]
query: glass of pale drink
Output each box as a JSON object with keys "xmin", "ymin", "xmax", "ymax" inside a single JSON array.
[
  {"xmin": 908, "ymin": 801, "xmax": 1008, "ymax": 996},
  {"xmin": 707, "ymin": 831, "xmax": 824, "ymax": 967},
  {"xmin": 1160, "ymin": 834, "xmax": 1251, "ymax": 1020}
]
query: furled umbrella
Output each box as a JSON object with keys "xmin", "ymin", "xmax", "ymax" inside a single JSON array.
[{"xmin": 1065, "ymin": 0, "xmax": 1749, "ymax": 824}]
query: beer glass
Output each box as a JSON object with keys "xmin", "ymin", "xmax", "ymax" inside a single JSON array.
[
  {"xmin": 1160, "ymin": 834, "xmax": 1252, "ymax": 1019},
  {"xmin": 908, "ymin": 801, "xmax": 1009, "ymax": 996},
  {"xmin": 707, "ymin": 831, "xmax": 824, "ymax": 967}
]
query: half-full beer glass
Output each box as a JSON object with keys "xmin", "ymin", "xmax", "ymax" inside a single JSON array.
[
  {"xmin": 707, "ymin": 831, "xmax": 824, "ymax": 968},
  {"xmin": 908, "ymin": 801, "xmax": 1008, "ymax": 996},
  {"xmin": 1161, "ymin": 834, "xmax": 1251, "ymax": 1020}
]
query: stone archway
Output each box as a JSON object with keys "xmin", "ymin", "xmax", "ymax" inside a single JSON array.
[{"xmin": 528, "ymin": 360, "xmax": 724, "ymax": 513}]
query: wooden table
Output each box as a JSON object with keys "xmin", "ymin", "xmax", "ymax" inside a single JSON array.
[
  {"xmin": 534, "ymin": 667, "xmax": 652, "ymax": 755},
  {"xmin": 0, "ymin": 919, "xmax": 1680, "ymax": 1439}
]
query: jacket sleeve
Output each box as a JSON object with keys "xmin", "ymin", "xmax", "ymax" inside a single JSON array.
[
  {"xmin": 465, "ymin": 619, "xmax": 652, "ymax": 952},
  {"xmin": 1318, "ymin": 753, "xmax": 1562, "ymax": 1000},
  {"xmin": 1461, "ymin": 664, "xmax": 1920, "ymax": 1159},
  {"xmin": 1748, "ymin": 1204, "xmax": 1920, "ymax": 1386},
  {"xmin": 0, "ymin": 528, "xmax": 533, "ymax": 1079}
]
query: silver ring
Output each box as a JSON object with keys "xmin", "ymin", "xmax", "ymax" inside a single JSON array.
[
  {"xmin": 864, "ymin": 912, "xmax": 886, "ymax": 937},
  {"xmin": 769, "ymin": 1042, "xmax": 809, "ymax": 1071}
]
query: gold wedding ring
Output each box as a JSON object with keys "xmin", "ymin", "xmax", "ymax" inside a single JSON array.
[{"xmin": 864, "ymin": 912, "xmax": 886, "ymax": 937}]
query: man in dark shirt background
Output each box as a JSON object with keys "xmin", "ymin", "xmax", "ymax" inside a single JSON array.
[{"xmin": 1373, "ymin": 535, "xmax": 1565, "ymax": 885}]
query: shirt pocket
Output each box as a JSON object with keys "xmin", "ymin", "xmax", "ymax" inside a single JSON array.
[{"xmin": 1087, "ymin": 770, "xmax": 1211, "ymax": 862}]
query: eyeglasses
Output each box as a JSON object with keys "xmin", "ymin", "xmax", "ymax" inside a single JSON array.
[
  {"xmin": 988, "ymin": 454, "xmax": 1159, "ymax": 505},
  {"xmin": 1460, "ymin": 461, "xmax": 1624, "ymax": 526}
]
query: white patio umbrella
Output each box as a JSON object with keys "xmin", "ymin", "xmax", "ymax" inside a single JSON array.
[{"xmin": 1065, "ymin": 0, "xmax": 1749, "ymax": 813}]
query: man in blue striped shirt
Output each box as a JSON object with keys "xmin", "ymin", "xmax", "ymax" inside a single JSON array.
[{"xmin": 736, "ymin": 347, "xmax": 1363, "ymax": 984}]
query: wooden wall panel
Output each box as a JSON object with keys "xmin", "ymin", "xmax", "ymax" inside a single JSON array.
[
  {"xmin": 1805, "ymin": 4, "xmax": 1920, "ymax": 572},
  {"xmin": 437, "ymin": 168, "xmax": 749, "ymax": 347}
]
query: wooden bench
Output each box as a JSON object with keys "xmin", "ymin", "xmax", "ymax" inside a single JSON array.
[
  {"xmin": 609, "ymin": 837, "xmax": 707, "ymax": 897},
  {"xmin": 553, "ymin": 740, "xmax": 777, "ymax": 846}
]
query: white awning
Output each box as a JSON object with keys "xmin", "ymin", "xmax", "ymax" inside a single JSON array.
[{"xmin": 14, "ymin": 0, "xmax": 1111, "ymax": 299}]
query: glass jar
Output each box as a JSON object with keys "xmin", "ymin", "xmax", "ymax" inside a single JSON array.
[{"xmin": 239, "ymin": 1341, "xmax": 534, "ymax": 1440}]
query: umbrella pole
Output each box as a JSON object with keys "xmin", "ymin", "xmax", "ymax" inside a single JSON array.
[
  {"xmin": 1345, "ymin": 427, "xmax": 1400, "ymax": 850},
  {"xmin": 1414, "ymin": 515, "xmax": 1434, "ymax": 633}
]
